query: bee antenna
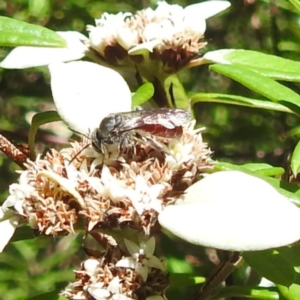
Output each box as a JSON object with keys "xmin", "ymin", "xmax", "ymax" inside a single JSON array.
[
  {"xmin": 69, "ymin": 142, "xmax": 91, "ymax": 165},
  {"xmin": 68, "ymin": 127, "xmax": 90, "ymax": 139},
  {"xmin": 67, "ymin": 127, "xmax": 93, "ymax": 165}
]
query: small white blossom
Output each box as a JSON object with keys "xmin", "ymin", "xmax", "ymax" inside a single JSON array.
[
  {"xmin": 100, "ymin": 165, "xmax": 128, "ymax": 202},
  {"xmin": 0, "ymin": 170, "xmax": 35, "ymax": 252},
  {"xmin": 87, "ymin": 282, "xmax": 110, "ymax": 300},
  {"xmin": 125, "ymin": 176, "xmax": 165, "ymax": 215},
  {"xmin": 116, "ymin": 237, "xmax": 166, "ymax": 282}
]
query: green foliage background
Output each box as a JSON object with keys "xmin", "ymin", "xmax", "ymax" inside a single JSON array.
[{"xmin": 0, "ymin": 0, "xmax": 300, "ymax": 299}]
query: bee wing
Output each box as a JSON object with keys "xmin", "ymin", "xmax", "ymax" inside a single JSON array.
[
  {"xmin": 143, "ymin": 108, "xmax": 191, "ymax": 129},
  {"xmin": 116, "ymin": 108, "xmax": 191, "ymax": 132}
]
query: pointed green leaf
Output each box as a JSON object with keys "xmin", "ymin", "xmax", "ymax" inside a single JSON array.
[
  {"xmin": 278, "ymin": 280, "xmax": 300, "ymax": 300},
  {"xmin": 207, "ymin": 50, "xmax": 300, "ymax": 81},
  {"xmin": 291, "ymin": 140, "xmax": 300, "ymax": 177},
  {"xmin": 243, "ymin": 249, "xmax": 296, "ymax": 287},
  {"xmin": 28, "ymin": 111, "xmax": 62, "ymax": 160},
  {"xmin": 0, "ymin": 17, "xmax": 66, "ymax": 47},
  {"xmin": 241, "ymin": 163, "xmax": 284, "ymax": 177},
  {"xmin": 191, "ymin": 93, "xmax": 293, "ymax": 113},
  {"xmin": 11, "ymin": 226, "xmax": 35, "ymax": 242},
  {"xmin": 288, "ymin": 0, "xmax": 300, "ymax": 12},
  {"xmin": 131, "ymin": 82, "xmax": 154, "ymax": 107},
  {"xmin": 210, "ymin": 64, "xmax": 300, "ymax": 112},
  {"xmin": 27, "ymin": 290, "xmax": 61, "ymax": 300}
]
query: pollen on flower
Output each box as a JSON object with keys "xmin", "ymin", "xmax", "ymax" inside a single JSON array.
[
  {"xmin": 87, "ymin": 1, "xmax": 213, "ymax": 72},
  {"xmin": 2, "ymin": 113, "xmax": 212, "ymax": 298},
  {"xmin": 61, "ymin": 236, "xmax": 168, "ymax": 300},
  {"xmin": 2, "ymin": 120, "xmax": 212, "ymax": 237}
]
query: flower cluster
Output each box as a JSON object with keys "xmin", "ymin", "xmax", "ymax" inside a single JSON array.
[
  {"xmin": 87, "ymin": 1, "xmax": 230, "ymax": 73},
  {"xmin": 2, "ymin": 120, "xmax": 211, "ymax": 236},
  {"xmin": 0, "ymin": 118, "xmax": 212, "ymax": 299},
  {"xmin": 62, "ymin": 237, "xmax": 167, "ymax": 300}
]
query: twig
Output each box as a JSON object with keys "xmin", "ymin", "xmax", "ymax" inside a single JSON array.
[
  {"xmin": 0, "ymin": 133, "xmax": 30, "ymax": 168},
  {"xmin": 194, "ymin": 252, "xmax": 243, "ymax": 300}
]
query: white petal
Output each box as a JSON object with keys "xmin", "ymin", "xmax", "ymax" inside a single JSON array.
[
  {"xmin": 0, "ymin": 31, "xmax": 88, "ymax": 69},
  {"xmin": 203, "ymin": 49, "xmax": 235, "ymax": 64},
  {"xmin": 107, "ymin": 276, "xmax": 121, "ymax": 294},
  {"xmin": 128, "ymin": 40, "xmax": 161, "ymax": 55},
  {"xmin": 116, "ymin": 28, "xmax": 139, "ymax": 51},
  {"xmin": 83, "ymin": 258, "xmax": 99, "ymax": 273},
  {"xmin": 159, "ymin": 171, "xmax": 300, "ymax": 251},
  {"xmin": 37, "ymin": 170, "xmax": 86, "ymax": 209},
  {"xmin": 88, "ymin": 283, "xmax": 110, "ymax": 300},
  {"xmin": 0, "ymin": 215, "xmax": 20, "ymax": 252},
  {"xmin": 116, "ymin": 257, "xmax": 136, "ymax": 268},
  {"xmin": 183, "ymin": 17, "xmax": 206, "ymax": 37},
  {"xmin": 49, "ymin": 61, "xmax": 132, "ymax": 136},
  {"xmin": 184, "ymin": 1, "xmax": 231, "ymax": 20}
]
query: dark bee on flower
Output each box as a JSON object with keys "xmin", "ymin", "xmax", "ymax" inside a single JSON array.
[{"xmin": 91, "ymin": 108, "xmax": 191, "ymax": 153}]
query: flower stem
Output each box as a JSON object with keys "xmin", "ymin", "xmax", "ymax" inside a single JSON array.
[
  {"xmin": 195, "ymin": 251, "xmax": 243, "ymax": 300},
  {"xmin": 0, "ymin": 133, "xmax": 29, "ymax": 168}
]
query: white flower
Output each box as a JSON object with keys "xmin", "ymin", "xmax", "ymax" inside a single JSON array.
[
  {"xmin": 87, "ymin": 278, "xmax": 134, "ymax": 300},
  {"xmin": 128, "ymin": 0, "xmax": 231, "ymax": 55},
  {"xmin": 0, "ymin": 171, "xmax": 34, "ymax": 252},
  {"xmin": 0, "ymin": 211, "xmax": 21, "ymax": 252},
  {"xmin": 100, "ymin": 165, "xmax": 128, "ymax": 202},
  {"xmin": 0, "ymin": 1, "xmax": 230, "ymax": 73},
  {"xmin": 125, "ymin": 175, "xmax": 165, "ymax": 215},
  {"xmin": 158, "ymin": 171, "xmax": 300, "ymax": 251},
  {"xmin": 87, "ymin": 282, "xmax": 110, "ymax": 300},
  {"xmin": 116, "ymin": 237, "xmax": 166, "ymax": 282}
]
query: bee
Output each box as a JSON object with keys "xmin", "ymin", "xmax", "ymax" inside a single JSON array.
[{"xmin": 91, "ymin": 108, "xmax": 191, "ymax": 153}]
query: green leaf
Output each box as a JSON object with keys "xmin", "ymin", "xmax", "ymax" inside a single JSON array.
[
  {"xmin": 277, "ymin": 244, "xmax": 300, "ymax": 271},
  {"xmin": 28, "ymin": 0, "xmax": 51, "ymax": 17},
  {"xmin": 243, "ymin": 249, "xmax": 296, "ymax": 287},
  {"xmin": 131, "ymin": 82, "xmax": 154, "ymax": 107},
  {"xmin": 0, "ymin": 17, "xmax": 66, "ymax": 47},
  {"xmin": 191, "ymin": 93, "xmax": 293, "ymax": 114},
  {"xmin": 241, "ymin": 163, "xmax": 284, "ymax": 177},
  {"xmin": 277, "ymin": 279, "xmax": 300, "ymax": 300},
  {"xmin": 169, "ymin": 273, "xmax": 205, "ymax": 288},
  {"xmin": 26, "ymin": 289, "xmax": 61, "ymax": 300},
  {"xmin": 210, "ymin": 64, "xmax": 300, "ymax": 112},
  {"xmin": 288, "ymin": 0, "xmax": 300, "ymax": 12},
  {"xmin": 215, "ymin": 285, "xmax": 280, "ymax": 300},
  {"xmin": 28, "ymin": 111, "xmax": 62, "ymax": 160},
  {"xmin": 165, "ymin": 74, "xmax": 189, "ymax": 109},
  {"xmin": 218, "ymin": 50, "xmax": 300, "ymax": 82},
  {"xmin": 291, "ymin": 140, "xmax": 300, "ymax": 177},
  {"xmin": 11, "ymin": 227, "xmax": 35, "ymax": 242},
  {"xmin": 275, "ymin": 247, "xmax": 300, "ymax": 299}
]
